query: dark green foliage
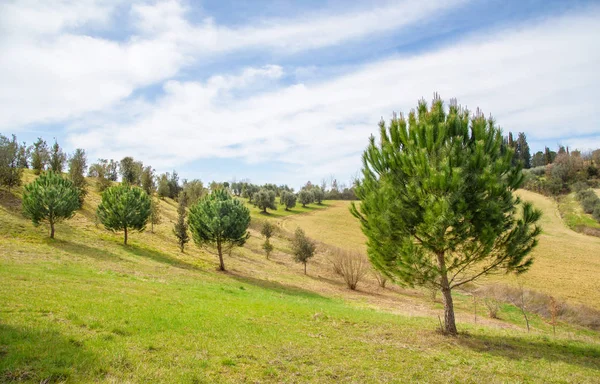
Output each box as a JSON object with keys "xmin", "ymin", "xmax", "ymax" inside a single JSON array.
[
  {"xmin": 188, "ymin": 189, "xmax": 250, "ymax": 271},
  {"xmin": 49, "ymin": 140, "xmax": 67, "ymax": 173},
  {"xmin": 581, "ymin": 196, "xmax": 598, "ymax": 214},
  {"xmin": 31, "ymin": 137, "xmax": 49, "ymax": 175},
  {"xmin": 253, "ymin": 189, "xmax": 277, "ymax": 213},
  {"xmin": 280, "ymin": 191, "xmax": 297, "ymax": 210},
  {"xmin": 593, "ymin": 206, "xmax": 600, "ymax": 222},
  {"xmin": 0, "ymin": 134, "xmax": 22, "ymax": 191},
  {"xmin": 312, "ymin": 187, "xmax": 325, "ymax": 204},
  {"xmin": 22, "ymin": 172, "xmax": 79, "ymax": 238},
  {"xmin": 351, "ymin": 97, "xmax": 542, "ymax": 335},
  {"xmin": 173, "ymin": 194, "xmax": 189, "ymax": 252},
  {"xmin": 97, "ymin": 185, "xmax": 151, "ymax": 245},
  {"xmin": 141, "ymin": 166, "xmax": 155, "ymax": 195},
  {"xmin": 67, "ymin": 149, "xmax": 87, "ymax": 207},
  {"xmin": 298, "ymin": 189, "xmax": 314, "ymax": 207},
  {"xmin": 291, "ymin": 227, "xmax": 316, "ymax": 275}
]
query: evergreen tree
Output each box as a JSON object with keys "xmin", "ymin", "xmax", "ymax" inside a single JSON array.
[
  {"xmin": 261, "ymin": 221, "xmax": 275, "ymax": 259},
  {"xmin": 188, "ymin": 189, "xmax": 250, "ymax": 271},
  {"xmin": 168, "ymin": 171, "xmax": 181, "ymax": 198},
  {"xmin": 67, "ymin": 148, "xmax": 87, "ymax": 207},
  {"xmin": 106, "ymin": 159, "xmax": 119, "ymax": 181},
  {"xmin": 0, "ymin": 134, "xmax": 23, "ymax": 191},
  {"xmin": 141, "ymin": 166, "xmax": 155, "ymax": 195},
  {"xmin": 149, "ymin": 197, "xmax": 162, "ymax": 233},
  {"xmin": 182, "ymin": 179, "xmax": 206, "ymax": 205},
  {"xmin": 49, "ymin": 139, "xmax": 67, "ymax": 173},
  {"xmin": 531, "ymin": 151, "xmax": 545, "ymax": 167},
  {"xmin": 97, "ymin": 185, "xmax": 151, "ymax": 245},
  {"xmin": 351, "ymin": 97, "xmax": 542, "ymax": 335},
  {"xmin": 157, "ymin": 173, "xmax": 170, "ymax": 199},
  {"xmin": 22, "ymin": 172, "xmax": 79, "ymax": 238},
  {"xmin": 516, "ymin": 132, "xmax": 531, "ymax": 168},
  {"xmin": 31, "ymin": 137, "xmax": 49, "ymax": 175},
  {"xmin": 253, "ymin": 189, "xmax": 277, "ymax": 213},
  {"xmin": 17, "ymin": 141, "xmax": 29, "ymax": 168},
  {"xmin": 291, "ymin": 227, "xmax": 316, "ymax": 275},
  {"xmin": 173, "ymin": 193, "xmax": 190, "ymax": 252}
]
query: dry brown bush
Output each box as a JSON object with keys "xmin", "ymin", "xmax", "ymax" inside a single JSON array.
[
  {"xmin": 372, "ymin": 270, "xmax": 388, "ymax": 288},
  {"xmin": 327, "ymin": 247, "xmax": 369, "ymax": 290},
  {"xmin": 476, "ymin": 284, "xmax": 600, "ymax": 331}
]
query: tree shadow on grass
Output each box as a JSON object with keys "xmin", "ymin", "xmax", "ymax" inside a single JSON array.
[
  {"xmin": 227, "ymin": 273, "xmax": 332, "ymax": 301},
  {"xmin": 124, "ymin": 243, "xmax": 199, "ymax": 270},
  {"xmin": 0, "ymin": 190, "xmax": 23, "ymax": 217},
  {"xmin": 47, "ymin": 239, "xmax": 126, "ymax": 263},
  {"xmin": 457, "ymin": 332, "xmax": 600, "ymax": 371},
  {"xmin": 0, "ymin": 323, "xmax": 100, "ymax": 383}
]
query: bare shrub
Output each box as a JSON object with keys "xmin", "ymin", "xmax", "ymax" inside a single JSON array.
[
  {"xmin": 373, "ymin": 270, "xmax": 388, "ymax": 288},
  {"xmin": 327, "ymin": 247, "xmax": 368, "ymax": 290},
  {"xmin": 484, "ymin": 297, "xmax": 500, "ymax": 319}
]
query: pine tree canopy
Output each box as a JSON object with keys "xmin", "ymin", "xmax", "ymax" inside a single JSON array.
[
  {"xmin": 97, "ymin": 185, "xmax": 151, "ymax": 245},
  {"xmin": 351, "ymin": 96, "xmax": 542, "ymax": 335},
  {"xmin": 188, "ymin": 189, "xmax": 250, "ymax": 271},
  {"xmin": 22, "ymin": 171, "xmax": 79, "ymax": 238}
]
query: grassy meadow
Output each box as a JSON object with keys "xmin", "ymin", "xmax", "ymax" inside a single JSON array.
[{"xmin": 1, "ymin": 172, "xmax": 600, "ymax": 383}]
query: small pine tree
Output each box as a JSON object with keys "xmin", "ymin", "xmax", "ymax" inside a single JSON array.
[
  {"xmin": 97, "ymin": 185, "xmax": 151, "ymax": 245},
  {"xmin": 188, "ymin": 189, "xmax": 250, "ymax": 271},
  {"xmin": 22, "ymin": 172, "xmax": 79, "ymax": 238},
  {"xmin": 31, "ymin": 137, "xmax": 49, "ymax": 175},
  {"xmin": 173, "ymin": 194, "xmax": 189, "ymax": 252},
  {"xmin": 261, "ymin": 221, "xmax": 275, "ymax": 258},
  {"xmin": 149, "ymin": 197, "xmax": 162, "ymax": 233},
  {"xmin": 49, "ymin": 139, "xmax": 67, "ymax": 173},
  {"xmin": 291, "ymin": 227, "xmax": 316, "ymax": 275},
  {"xmin": 68, "ymin": 148, "xmax": 87, "ymax": 208}
]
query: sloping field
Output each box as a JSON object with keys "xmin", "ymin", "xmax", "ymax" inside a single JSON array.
[
  {"xmin": 281, "ymin": 191, "xmax": 600, "ymax": 309},
  {"xmin": 1, "ymin": 178, "xmax": 599, "ymax": 382}
]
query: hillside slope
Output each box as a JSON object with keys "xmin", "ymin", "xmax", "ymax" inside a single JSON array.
[
  {"xmin": 282, "ymin": 191, "xmax": 600, "ymax": 309},
  {"xmin": 1, "ymin": 176, "xmax": 599, "ymax": 383}
]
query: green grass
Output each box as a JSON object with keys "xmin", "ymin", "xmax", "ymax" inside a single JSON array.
[
  {"xmin": 241, "ymin": 198, "xmax": 331, "ymax": 220},
  {"xmin": 557, "ymin": 192, "xmax": 600, "ymax": 231},
  {"xmin": 1, "ymin": 174, "xmax": 600, "ymax": 382}
]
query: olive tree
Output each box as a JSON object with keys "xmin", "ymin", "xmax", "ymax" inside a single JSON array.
[
  {"xmin": 351, "ymin": 96, "xmax": 542, "ymax": 335},
  {"xmin": 97, "ymin": 185, "xmax": 151, "ymax": 245},
  {"xmin": 22, "ymin": 172, "xmax": 79, "ymax": 238},
  {"xmin": 280, "ymin": 191, "xmax": 297, "ymax": 210},
  {"xmin": 298, "ymin": 189, "xmax": 314, "ymax": 207},
  {"xmin": 188, "ymin": 189, "xmax": 250, "ymax": 271},
  {"xmin": 261, "ymin": 221, "xmax": 275, "ymax": 258},
  {"xmin": 253, "ymin": 189, "xmax": 277, "ymax": 213}
]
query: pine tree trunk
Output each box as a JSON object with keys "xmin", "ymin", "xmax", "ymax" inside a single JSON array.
[
  {"xmin": 50, "ymin": 222, "xmax": 55, "ymax": 239},
  {"xmin": 437, "ymin": 251, "xmax": 457, "ymax": 335},
  {"xmin": 304, "ymin": 262, "xmax": 307, "ymax": 275},
  {"xmin": 124, "ymin": 226, "xmax": 128, "ymax": 245},
  {"xmin": 217, "ymin": 240, "xmax": 225, "ymax": 271},
  {"xmin": 151, "ymin": 221, "xmax": 154, "ymax": 233}
]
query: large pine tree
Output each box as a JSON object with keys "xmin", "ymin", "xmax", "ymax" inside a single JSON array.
[{"xmin": 351, "ymin": 96, "xmax": 542, "ymax": 335}]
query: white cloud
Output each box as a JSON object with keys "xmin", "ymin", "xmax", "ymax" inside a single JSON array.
[
  {"xmin": 0, "ymin": 0, "xmax": 465, "ymax": 129},
  {"xmin": 65, "ymin": 8, "xmax": 600, "ymax": 187}
]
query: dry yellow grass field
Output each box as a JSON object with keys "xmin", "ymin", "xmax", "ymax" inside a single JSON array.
[{"xmin": 281, "ymin": 191, "xmax": 600, "ymax": 309}]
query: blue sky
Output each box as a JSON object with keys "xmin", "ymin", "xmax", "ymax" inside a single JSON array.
[{"xmin": 1, "ymin": 0, "xmax": 599, "ymax": 189}]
